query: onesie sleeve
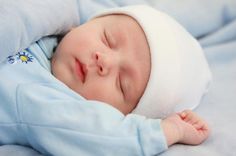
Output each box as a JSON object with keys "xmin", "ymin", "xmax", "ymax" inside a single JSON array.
[{"xmin": 16, "ymin": 83, "xmax": 168, "ymax": 156}]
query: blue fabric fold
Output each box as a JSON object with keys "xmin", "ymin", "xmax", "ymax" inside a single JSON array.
[{"xmin": 0, "ymin": 0, "xmax": 80, "ymax": 62}]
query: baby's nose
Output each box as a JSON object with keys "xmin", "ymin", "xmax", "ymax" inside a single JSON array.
[{"xmin": 93, "ymin": 51, "xmax": 116, "ymax": 76}]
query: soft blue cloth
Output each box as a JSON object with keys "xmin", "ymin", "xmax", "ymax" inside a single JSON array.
[
  {"xmin": 0, "ymin": 0, "xmax": 80, "ymax": 62},
  {"xmin": 0, "ymin": 38, "xmax": 167, "ymax": 155},
  {"xmin": 0, "ymin": 145, "xmax": 43, "ymax": 156},
  {"xmin": 77, "ymin": 0, "xmax": 236, "ymax": 38}
]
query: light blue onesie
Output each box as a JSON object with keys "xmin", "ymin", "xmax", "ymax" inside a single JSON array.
[{"xmin": 0, "ymin": 37, "xmax": 167, "ymax": 156}]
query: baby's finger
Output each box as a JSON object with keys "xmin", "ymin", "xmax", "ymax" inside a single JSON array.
[
  {"xmin": 194, "ymin": 120, "xmax": 209, "ymax": 131},
  {"xmin": 179, "ymin": 111, "xmax": 187, "ymax": 119},
  {"xmin": 181, "ymin": 110, "xmax": 194, "ymax": 122},
  {"xmin": 193, "ymin": 121, "xmax": 204, "ymax": 129}
]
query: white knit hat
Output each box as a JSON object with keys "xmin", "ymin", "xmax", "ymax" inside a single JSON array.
[{"xmin": 91, "ymin": 5, "xmax": 212, "ymax": 118}]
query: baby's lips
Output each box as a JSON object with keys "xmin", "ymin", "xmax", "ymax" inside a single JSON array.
[{"xmin": 75, "ymin": 59, "xmax": 87, "ymax": 83}]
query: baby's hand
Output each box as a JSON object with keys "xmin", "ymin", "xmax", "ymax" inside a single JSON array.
[{"xmin": 161, "ymin": 110, "xmax": 210, "ymax": 146}]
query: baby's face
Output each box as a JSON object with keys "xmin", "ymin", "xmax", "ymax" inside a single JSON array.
[{"xmin": 51, "ymin": 15, "xmax": 150, "ymax": 115}]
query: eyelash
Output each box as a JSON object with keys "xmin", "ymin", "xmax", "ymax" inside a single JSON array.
[
  {"xmin": 104, "ymin": 30, "xmax": 111, "ymax": 48},
  {"xmin": 119, "ymin": 74, "xmax": 125, "ymax": 96}
]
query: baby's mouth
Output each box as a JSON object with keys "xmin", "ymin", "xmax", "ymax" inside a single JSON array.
[{"xmin": 75, "ymin": 59, "xmax": 87, "ymax": 83}]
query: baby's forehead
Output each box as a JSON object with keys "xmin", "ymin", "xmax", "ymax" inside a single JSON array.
[{"xmin": 98, "ymin": 14, "xmax": 149, "ymax": 45}]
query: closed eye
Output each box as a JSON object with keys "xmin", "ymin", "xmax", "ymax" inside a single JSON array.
[
  {"xmin": 118, "ymin": 74, "xmax": 125, "ymax": 97},
  {"xmin": 104, "ymin": 30, "xmax": 111, "ymax": 48}
]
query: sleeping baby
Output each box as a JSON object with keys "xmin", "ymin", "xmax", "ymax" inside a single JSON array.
[{"xmin": 0, "ymin": 5, "xmax": 211, "ymax": 156}]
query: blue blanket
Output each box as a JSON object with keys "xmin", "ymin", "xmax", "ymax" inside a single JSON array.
[{"xmin": 0, "ymin": 0, "xmax": 236, "ymax": 155}]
